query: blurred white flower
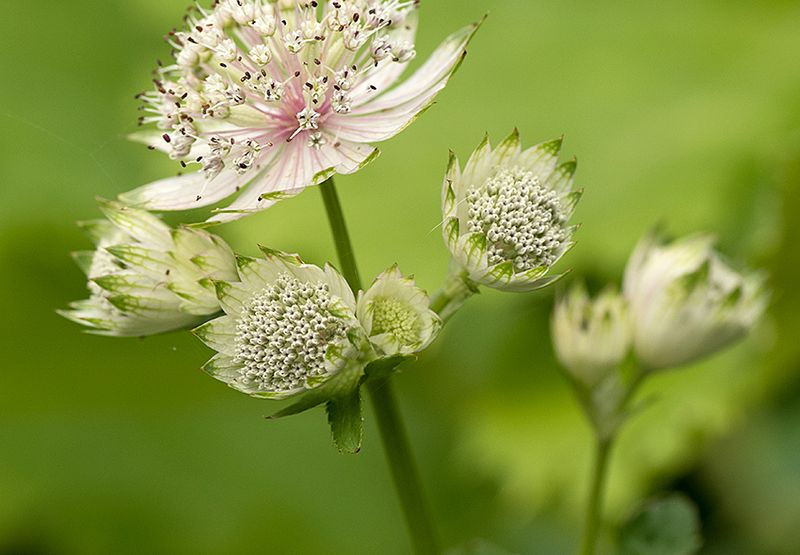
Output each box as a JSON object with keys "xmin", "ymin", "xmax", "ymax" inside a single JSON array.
[
  {"xmin": 60, "ymin": 200, "xmax": 238, "ymax": 336},
  {"xmin": 551, "ymin": 284, "xmax": 631, "ymax": 388},
  {"xmin": 123, "ymin": 0, "xmax": 483, "ymax": 223},
  {"xmin": 623, "ymin": 232, "xmax": 768, "ymax": 371},
  {"xmin": 441, "ymin": 130, "xmax": 581, "ymax": 292},
  {"xmin": 357, "ymin": 265, "xmax": 441, "ymax": 356}
]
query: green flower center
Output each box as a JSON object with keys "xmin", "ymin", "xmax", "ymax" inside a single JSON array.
[{"xmin": 370, "ymin": 296, "xmax": 421, "ymax": 346}]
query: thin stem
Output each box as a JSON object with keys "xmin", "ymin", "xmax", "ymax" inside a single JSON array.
[
  {"xmin": 579, "ymin": 437, "xmax": 613, "ymax": 555},
  {"xmin": 318, "ymin": 178, "xmax": 440, "ymax": 555},
  {"xmin": 318, "ymin": 178, "xmax": 362, "ymax": 290},
  {"xmin": 577, "ymin": 370, "xmax": 645, "ymax": 555}
]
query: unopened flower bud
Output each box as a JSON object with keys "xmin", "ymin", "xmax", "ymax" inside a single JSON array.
[
  {"xmin": 623, "ymin": 232, "xmax": 767, "ymax": 370},
  {"xmin": 60, "ymin": 200, "xmax": 238, "ymax": 336},
  {"xmin": 357, "ymin": 266, "xmax": 441, "ymax": 357},
  {"xmin": 551, "ymin": 284, "xmax": 631, "ymax": 387}
]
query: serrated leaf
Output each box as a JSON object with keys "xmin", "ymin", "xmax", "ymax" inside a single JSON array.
[
  {"xmin": 618, "ymin": 495, "xmax": 702, "ymax": 555},
  {"xmin": 326, "ymin": 390, "xmax": 363, "ymax": 454}
]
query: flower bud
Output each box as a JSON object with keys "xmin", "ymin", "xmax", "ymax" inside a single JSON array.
[
  {"xmin": 623, "ymin": 232, "xmax": 767, "ymax": 371},
  {"xmin": 441, "ymin": 130, "xmax": 581, "ymax": 292},
  {"xmin": 59, "ymin": 200, "xmax": 237, "ymax": 336},
  {"xmin": 551, "ymin": 285, "xmax": 631, "ymax": 388},
  {"xmin": 356, "ymin": 265, "xmax": 442, "ymax": 357}
]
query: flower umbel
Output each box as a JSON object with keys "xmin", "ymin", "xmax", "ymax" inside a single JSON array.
[
  {"xmin": 357, "ymin": 265, "xmax": 441, "ymax": 356},
  {"xmin": 193, "ymin": 248, "xmax": 372, "ymax": 399},
  {"xmin": 193, "ymin": 250, "xmax": 438, "ymax": 452},
  {"xmin": 623, "ymin": 231, "xmax": 768, "ymax": 371},
  {"xmin": 59, "ymin": 200, "xmax": 238, "ymax": 336},
  {"xmin": 551, "ymin": 284, "xmax": 631, "ymax": 389},
  {"xmin": 123, "ymin": 0, "xmax": 483, "ymax": 223},
  {"xmin": 441, "ymin": 130, "xmax": 581, "ymax": 292}
]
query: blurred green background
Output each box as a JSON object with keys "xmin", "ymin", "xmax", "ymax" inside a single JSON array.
[{"xmin": 2, "ymin": 0, "xmax": 799, "ymax": 553}]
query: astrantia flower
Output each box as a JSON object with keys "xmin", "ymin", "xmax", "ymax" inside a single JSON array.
[
  {"xmin": 623, "ymin": 232, "xmax": 768, "ymax": 371},
  {"xmin": 59, "ymin": 200, "xmax": 238, "ymax": 336},
  {"xmin": 123, "ymin": 0, "xmax": 482, "ymax": 223},
  {"xmin": 439, "ymin": 130, "xmax": 581, "ymax": 301},
  {"xmin": 193, "ymin": 253, "xmax": 439, "ymax": 396},
  {"xmin": 193, "ymin": 248, "xmax": 373, "ymax": 399},
  {"xmin": 192, "ymin": 252, "xmax": 440, "ymax": 450},
  {"xmin": 551, "ymin": 284, "xmax": 631, "ymax": 388},
  {"xmin": 357, "ymin": 265, "xmax": 441, "ymax": 356}
]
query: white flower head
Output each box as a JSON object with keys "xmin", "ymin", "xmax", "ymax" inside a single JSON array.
[
  {"xmin": 551, "ymin": 284, "xmax": 631, "ymax": 388},
  {"xmin": 357, "ymin": 265, "xmax": 442, "ymax": 357},
  {"xmin": 623, "ymin": 231, "xmax": 768, "ymax": 371},
  {"xmin": 193, "ymin": 248, "xmax": 374, "ymax": 399},
  {"xmin": 442, "ymin": 130, "xmax": 581, "ymax": 292},
  {"xmin": 60, "ymin": 200, "xmax": 238, "ymax": 336},
  {"xmin": 124, "ymin": 1, "xmax": 484, "ymax": 223}
]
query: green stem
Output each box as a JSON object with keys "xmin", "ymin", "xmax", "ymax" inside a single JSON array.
[
  {"xmin": 579, "ymin": 437, "xmax": 613, "ymax": 555},
  {"xmin": 318, "ymin": 177, "xmax": 362, "ymax": 290},
  {"xmin": 429, "ymin": 271, "xmax": 476, "ymax": 321},
  {"xmin": 577, "ymin": 370, "xmax": 645, "ymax": 555},
  {"xmin": 319, "ymin": 178, "xmax": 440, "ymax": 555},
  {"xmin": 367, "ymin": 380, "xmax": 440, "ymax": 555}
]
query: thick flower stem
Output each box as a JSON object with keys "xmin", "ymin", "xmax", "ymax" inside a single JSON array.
[
  {"xmin": 319, "ymin": 178, "xmax": 440, "ymax": 555},
  {"xmin": 579, "ymin": 436, "xmax": 613, "ymax": 555},
  {"xmin": 367, "ymin": 380, "xmax": 440, "ymax": 555}
]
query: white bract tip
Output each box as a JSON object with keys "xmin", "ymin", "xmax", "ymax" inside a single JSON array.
[
  {"xmin": 551, "ymin": 285, "xmax": 631, "ymax": 388},
  {"xmin": 357, "ymin": 266, "xmax": 442, "ymax": 356},
  {"xmin": 623, "ymin": 232, "xmax": 768, "ymax": 371},
  {"xmin": 442, "ymin": 131, "xmax": 581, "ymax": 292},
  {"xmin": 60, "ymin": 200, "xmax": 238, "ymax": 336},
  {"xmin": 125, "ymin": 1, "xmax": 484, "ymax": 223}
]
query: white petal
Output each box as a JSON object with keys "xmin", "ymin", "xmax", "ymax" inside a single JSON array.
[
  {"xmin": 207, "ymin": 137, "xmax": 377, "ymax": 223},
  {"xmin": 325, "ymin": 21, "xmax": 482, "ymax": 143},
  {"xmin": 356, "ymin": 21, "xmax": 481, "ymax": 113},
  {"xmin": 119, "ymin": 167, "xmax": 263, "ymax": 211},
  {"xmin": 348, "ymin": 12, "xmax": 419, "ymax": 108}
]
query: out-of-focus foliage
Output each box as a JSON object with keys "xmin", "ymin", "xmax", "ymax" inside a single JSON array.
[
  {"xmin": 1, "ymin": 1, "xmax": 799, "ymax": 553},
  {"xmin": 618, "ymin": 495, "xmax": 702, "ymax": 555}
]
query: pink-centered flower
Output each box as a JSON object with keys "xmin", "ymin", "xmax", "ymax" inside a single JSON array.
[{"xmin": 123, "ymin": 0, "xmax": 482, "ymax": 223}]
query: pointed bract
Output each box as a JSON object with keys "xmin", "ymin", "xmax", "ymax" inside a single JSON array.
[
  {"xmin": 356, "ymin": 265, "xmax": 442, "ymax": 357},
  {"xmin": 61, "ymin": 201, "xmax": 238, "ymax": 336},
  {"xmin": 551, "ymin": 284, "xmax": 632, "ymax": 388}
]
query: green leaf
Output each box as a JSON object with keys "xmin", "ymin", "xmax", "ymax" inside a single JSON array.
[
  {"xmin": 326, "ymin": 390, "xmax": 363, "ymax": 454},
  {"xmin": 266, "ymin": 387, "xmax": 331, "ymax": 420},
  {"xmin": 618, "ymin": 495, "xmax": 702, "ymax": 555},
  {"xmin": 363, "ymin": 355, "xmax": 413, "ymax": 383}
]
